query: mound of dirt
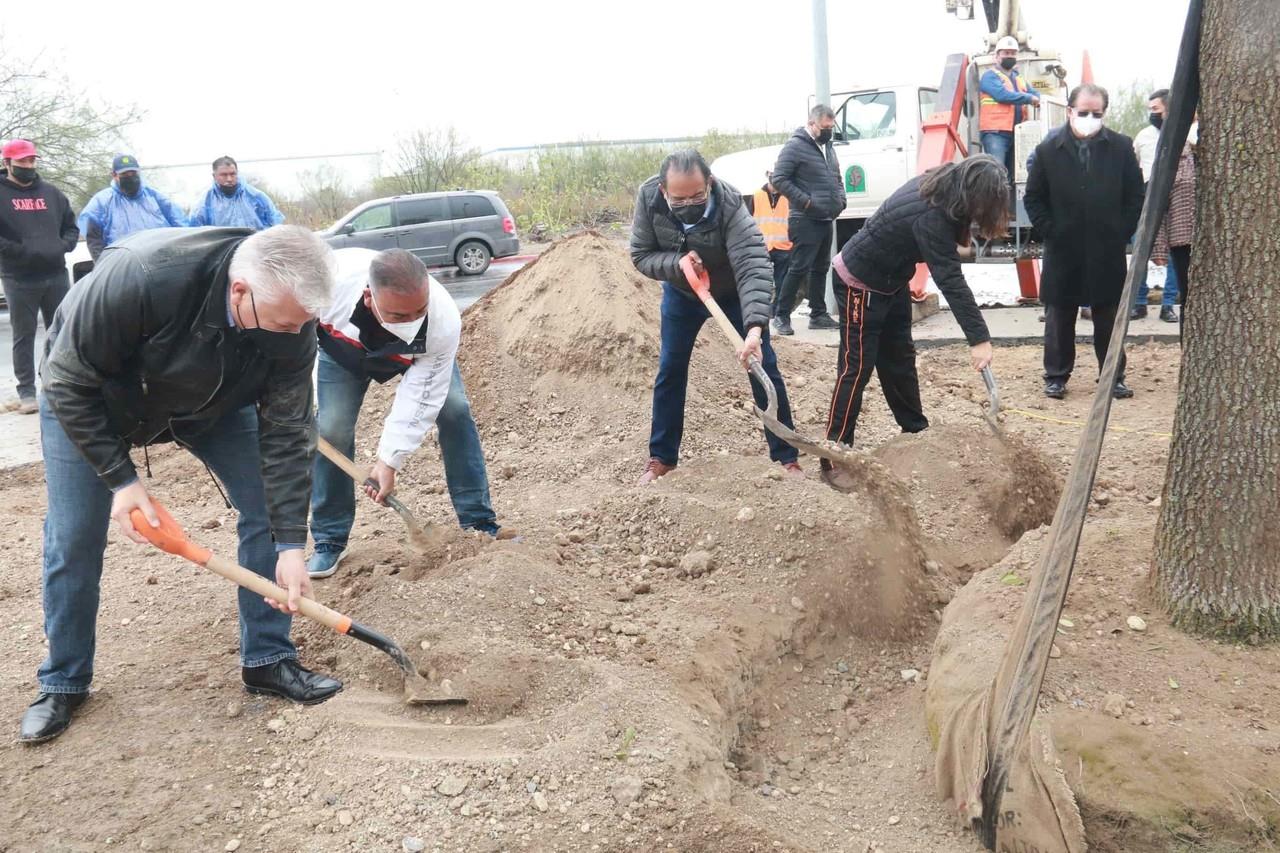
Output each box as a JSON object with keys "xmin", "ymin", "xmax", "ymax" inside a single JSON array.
[
  {"xmin": 874, "ymin": 425, "xmax": 1061, "ymax": 574},
  {"xmin": 465, "ymin": 231, "xmax": 670, "ymax": 387}
]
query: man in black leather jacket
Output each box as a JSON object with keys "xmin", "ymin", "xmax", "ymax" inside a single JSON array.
[{"xmin": 20, "ymin": 225, "xmax": 344, "ymax": 744}]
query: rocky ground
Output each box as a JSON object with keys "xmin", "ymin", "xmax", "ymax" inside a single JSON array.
[{"xmin": 1, "ymin": 234, "xmax": 1264, "ymax": 853}]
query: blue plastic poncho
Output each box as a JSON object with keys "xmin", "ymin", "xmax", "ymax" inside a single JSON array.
[
  {"xmin": 77, "ymin": 181, "xmax": 189, "ymax": 247},
  {"xmin": 188, "ymin": 182, "xmax": 286, "ymax": 230}
]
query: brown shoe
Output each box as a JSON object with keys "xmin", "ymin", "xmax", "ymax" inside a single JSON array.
[
  {"xmin": 781, "ymin": 461, "xmax": 804, "ymax": 479},
  {"xmin": 637, "ymin": 457, "xmax": 675, "ymax": 485}
]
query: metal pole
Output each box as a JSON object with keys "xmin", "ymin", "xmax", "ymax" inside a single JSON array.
[{"xmin": 811, "ymin": 0, "xmax": 838, "ymax": 318}]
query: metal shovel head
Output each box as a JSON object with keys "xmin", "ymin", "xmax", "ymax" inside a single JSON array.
[{"xmin": 382, "ymin": 638, "xmax": 467, "ymax": 707}]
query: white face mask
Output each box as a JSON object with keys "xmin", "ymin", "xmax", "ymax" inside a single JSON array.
[
  {"xmin": 371, "ymin": 291, "xmax": 426, "ymax": 344},
  {"xmin": 1070, "ymin": 114, "xmax": 1104, "ymax": 138}
]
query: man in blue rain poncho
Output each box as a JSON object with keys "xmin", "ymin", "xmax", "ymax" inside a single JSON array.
[
  {"xmin": 78, "ymin": 154, "xmax": 188, "ymax": 260},
  {"xmin": 189, "ymin": 156, "xmax": 286, "ymax": 231}
]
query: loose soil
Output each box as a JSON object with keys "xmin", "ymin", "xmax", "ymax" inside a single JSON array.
[{"xmin": 0, "ymin": 233, "xmax": 1263, "ymax": 853}]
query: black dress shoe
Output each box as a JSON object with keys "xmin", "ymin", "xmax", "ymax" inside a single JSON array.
[
  {"xmin": 19, "ymin": 692, "xmax": 88, "ymax": 744},
  {"xmin": 808, "ymin": 313, "xmax": 840, "ymax": 330},
  {"xmin": 1113, "ymin": 381, "xmax": 1135, "ymax": 399},
  {"xmin": 772, "ymin": 317, "xmax": 794, "ymax": 336},
  {"xmin": 1130, "ymin": 305, "xmax": 1148, "ymax": 320},
  {"xmin": 243, "ymin": 659, "xmax": 343, "ymax": 705},
  {"xmin": 1044, "ymin": 381, "xmax": 1066, "ymax": 400},
  {"xmin": 1160, "ymin": 306, "xmax": 1178, "ymax": 323}
]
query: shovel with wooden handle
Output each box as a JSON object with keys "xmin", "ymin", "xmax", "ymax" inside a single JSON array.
[
  {"xmin": 129, "ymin": 501, "xmax": 465, "ymax": 706},
  {"xmin": 980, "ymin": 365, "xmax": 1002, "ymax": 436},
  {"xmin": 676, "ymin": 255, "xmax": 869, "ymax": 486},
  {"xmin": 315, "ymin": 437, "xmax": 443, "ymax": 555}
]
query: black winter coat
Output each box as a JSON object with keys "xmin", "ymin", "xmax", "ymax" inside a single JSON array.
[
  {"xmin": 771, "ymin": 128, "xmax": 847, "ymax": 221},
  {"xmin": 630, "ymin": 176, "xmax": 774, "ymax": 330},
  {"xmin": 1023, "ymin": 127, "xmax": 1144, "ymax": 307},
  {"xmin": 41, "ymin": 228, "xmax": 317, "ymax": 545},
  {"xmin": 837, "ymin": 176, "xmax": 990, "ymax": 346}
]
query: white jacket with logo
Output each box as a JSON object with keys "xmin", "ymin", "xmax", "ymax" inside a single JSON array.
[{"xmin": 321, "ymin": 248, "xmax": 460, "ymax": 470}]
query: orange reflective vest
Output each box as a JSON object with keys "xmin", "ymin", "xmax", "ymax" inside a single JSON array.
[
  {"xmin": 752, "ymin": 189, "xmax": 792, "ymax": 252},
  {"xmin": 979, "ymin": 69, "xmax": 1030, "ymax": 133}
]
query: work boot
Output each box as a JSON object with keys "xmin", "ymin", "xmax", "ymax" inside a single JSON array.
[
  {"xmin": 1130, "ymin": 305, "xmax": 1148, "ymax": 320},
  {"xmin": 781, "ymin": 461, "xmax": 804, "ymax": 479},
  {"xmin": 306, "ymin": 545, "xmax": 349, "ymax": 579},
  {"xmin": 808, "ymin": 313, "xmax": 839, "ymax": 331},
  {"xmin": 242, "ymin": 659, "xmax": 343, "ymax": 705},
  {"xmin": 1080, "ymin": 307, "xmax": 1093, "ymax": 321},
  {"xmin": 1113, "ymin": 381, "xmax": 1134, "ymax": 400},
  {"xmin": 18, "ymin": 692, "xmax": 88, "ymax": 744},
  {"xmin": 1044, "ymin": 381, "xmax": 1066, "ymax": 400},
  {"xmin": 17, "ymin": 397, "xmax": 37, "ymax": 415},
  {"xmin": 772, "ymin": 316, "xmax": 794, "ymax": 337},
  {"xmin": 637, "ymin": 458, "xmax": 675, "ymax": 485},
  {"xmin": 1160, "ymin": 306, "xmax": 1178, "ymax": 323}
]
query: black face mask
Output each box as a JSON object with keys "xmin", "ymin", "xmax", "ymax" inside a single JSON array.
[
  {"xmin": 236, "ymin": 289, "xmax": 301, "ymax": 360},
  {"xmin": 1149, "ymin": 113, "xmax": 1165, "ymax": 129},
  {"xmin": 815, "ymin": 128, "xmax": 833, "ymax": 145},
  {"xmin": 670, "ymin": 201, "xmax": 707, "ymax": 226},
  {"xmin": 118, "ymin": 174, "xmax": 142, "ymax": 196},
  {"xmin": 10, "ymin": 165, "xmax": 38, "ymax": 184},
  {"xmin": 218, "ymin": 182, "xmax": 239, "ymax": 197},
  {"xmin": 1000, "ymin": 56, "xmax": 1017, "ymax": 71}
]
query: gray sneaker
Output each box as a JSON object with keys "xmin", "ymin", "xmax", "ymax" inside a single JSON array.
[{"xmin": 306, "ymin": 546, "xmax": 349, "ymax": 579}]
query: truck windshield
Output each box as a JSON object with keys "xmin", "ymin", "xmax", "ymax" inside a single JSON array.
[{"xmin": 838, "ymin": 91, "xmax": 898, "ymax": 140}]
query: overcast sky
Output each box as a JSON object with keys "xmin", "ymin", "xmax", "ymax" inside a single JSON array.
[{"xmin": 29, "ymin": 0, "xmax": 1189, "ymax": 200}]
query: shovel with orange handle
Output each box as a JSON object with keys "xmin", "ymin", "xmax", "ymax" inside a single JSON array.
[
  {"xmin": 129, "ymin": 501, "xmax": 465, "ymax": 706},
  {"xmin": 676, "ymin": 254, "xmax": 869, "ymax": 484}
]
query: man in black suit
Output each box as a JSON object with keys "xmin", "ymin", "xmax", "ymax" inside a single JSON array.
[{"xmin": 1025, "ymin": 83, "xmax": 1145, "ymax": 400}]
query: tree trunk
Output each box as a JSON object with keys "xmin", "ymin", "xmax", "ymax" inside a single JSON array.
[{"xmin": 1155, "ymin": 0, "xmax": 1280, "ymax": 639}]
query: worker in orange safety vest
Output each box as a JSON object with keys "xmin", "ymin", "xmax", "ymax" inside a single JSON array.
[
  {"xmin": 979, "ymin": 35, "xmax": 1041, "ymax": 183},
  {"xmin": 745, "ymin": 170, "xmax": 794, "ymax": 321}
]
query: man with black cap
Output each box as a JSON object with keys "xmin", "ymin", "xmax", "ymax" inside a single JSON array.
[
  {"xmin": 78, "ymin": 154, "xmax": 187, "ymax": 260},
  {"xmin": 0, "ymin": 139, "xmax": 78, "ymax": 414}
]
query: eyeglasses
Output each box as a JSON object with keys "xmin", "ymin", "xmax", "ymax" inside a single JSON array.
[
  {"xmin": 1073, "ymin": 110, "xmax": 1105, "ymax": 119},
  {"xmin": 666, "ymin": 191, "xmax": 708, "ymax": 208}
]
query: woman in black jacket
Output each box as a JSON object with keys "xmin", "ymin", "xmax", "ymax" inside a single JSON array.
[{"xmin": 821, "ymin": 156, "xmax": 1006, "ymax": 484}]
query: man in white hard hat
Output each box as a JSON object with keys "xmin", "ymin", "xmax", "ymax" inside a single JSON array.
[{"xmin": 979, "ymin": 36, "xmax": 1041, "ymax": 181}]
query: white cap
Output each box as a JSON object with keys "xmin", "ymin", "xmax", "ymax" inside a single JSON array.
[{"xmin": 996, "ymin": 36, "xmax": 1020, "ymax": 52}]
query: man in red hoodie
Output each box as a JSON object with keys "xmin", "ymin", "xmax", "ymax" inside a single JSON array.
[{"xmin": 0, "ymin": 139, "xmax": 78, "ymax": 414}]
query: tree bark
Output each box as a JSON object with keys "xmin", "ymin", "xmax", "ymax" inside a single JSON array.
[{"xmin": 1155, "ymin": 0, "xmax": 1280, "ymax": 639}]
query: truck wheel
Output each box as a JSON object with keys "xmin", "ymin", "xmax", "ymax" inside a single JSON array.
[{"xmin": 456, "ymin": 241, "xmax": 492, "ymax": 276}]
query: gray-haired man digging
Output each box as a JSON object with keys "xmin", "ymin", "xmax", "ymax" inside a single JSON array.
[{"xmin": 22, "ymin": 225, "xmax": 343, "ymax": 744}]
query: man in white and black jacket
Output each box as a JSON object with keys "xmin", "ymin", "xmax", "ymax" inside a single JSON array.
[
  {"xmin": 307, "ymin": 247, "xmax": 503, "ymax": 579},
  {"xmin": 769, "ymin": 104, "xmax": 847, "ymax": 335}
]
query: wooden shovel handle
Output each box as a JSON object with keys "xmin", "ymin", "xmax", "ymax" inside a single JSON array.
[
  {"xmin": 316, "ymin": 436, "xmax": 366, "ymax": 483},
  {"xmin": 678, "ymin": 254, "xmax": 749, "ymax": 349},
  {"xmin": 204, "ymin": 552, "xmax": 352, "ymax": 634}
]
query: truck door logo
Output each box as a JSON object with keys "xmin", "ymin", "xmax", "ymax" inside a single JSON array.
[{"xmin": 845, "ymin": 165, "xmax": 867, "ymax": 195}]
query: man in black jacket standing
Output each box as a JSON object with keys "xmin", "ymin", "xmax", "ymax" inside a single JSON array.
[
  {"xmin": 769, "ymin": 105, "xmax": 846, "ymax": 335},
  {"xmin": 0, "ymin": 139, "xmax": 78, "ymax": 414},
  {"xmin": 630, "ymin": 149, "xmax": 801, "ymax": 484},
  {"xmin": 1024, "ymin": 84, "xmax": 1144, "ymax": 400},
  {"xmin": 20, "ymin": 225, "xmax": 343, "ymax": 744}
]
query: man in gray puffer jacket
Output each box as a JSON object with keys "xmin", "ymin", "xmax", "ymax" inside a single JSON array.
[
  {"xmin": 770, "ymin": 104, "xmax": 847, "ymax": 335},
  {"xmin": 630, "ymin": 149, "xmax": 801, "ymax": 484}
]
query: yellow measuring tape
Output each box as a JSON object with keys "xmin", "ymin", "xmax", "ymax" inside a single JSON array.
[{"xmin": 1004, "ymin": 407, "xmax": 1173, "ymax": 439}]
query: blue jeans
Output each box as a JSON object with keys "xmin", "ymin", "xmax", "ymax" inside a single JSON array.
[
  {"xmin": 310, "ymin": 351, "xmax": 498, "ymax": 547},
  {"xmin": 1135, "ymin": 258, "xmax": 1179, "ymax": 308},
  {"xmin": 649, "ymin": 283, "xmax": 798, "ymax": 466},
  {"xmin": 38, "ymin": 399, "xmax": 295, "ymax": 694},
  {"xmin": 980, "ymin": 131, "xmax": 1015, "ymax": 181}
]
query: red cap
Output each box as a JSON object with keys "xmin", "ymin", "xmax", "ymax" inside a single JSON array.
[{"xmin": 2, "ymin": 139, "xmax": 38, "ymax": 160}]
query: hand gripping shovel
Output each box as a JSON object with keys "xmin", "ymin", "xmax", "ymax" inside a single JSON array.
[
  {"xmin": 316, "ymin": 437, "xmax": 444, "ymax": 555},
  {"xmin": 676, "ymin": 255, "xmax": 874, "ymax": 491},
  {"xmin": 129, "ymin": 501, "xmax": 465, "ymax": 706}
]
